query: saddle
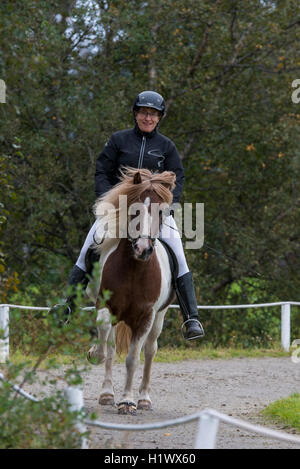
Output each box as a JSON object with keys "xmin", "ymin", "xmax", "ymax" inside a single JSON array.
[{"xmin": 158, "ymin": 239, "xmax": 179, "ymax": 290}]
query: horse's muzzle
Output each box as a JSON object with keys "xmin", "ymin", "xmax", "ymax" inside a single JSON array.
[{"xmin": 133, "ymin": 244, "xmax": 153, "ymax": 261}]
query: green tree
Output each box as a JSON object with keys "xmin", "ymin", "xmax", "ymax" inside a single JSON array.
[{"xmin": 1, "ymin": 0, "xmax": 300, "ymax": 344}]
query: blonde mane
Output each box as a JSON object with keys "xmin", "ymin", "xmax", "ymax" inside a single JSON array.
[{"xmin": 93, "ymin": 167, "xmax": 176, "ymax": 241}]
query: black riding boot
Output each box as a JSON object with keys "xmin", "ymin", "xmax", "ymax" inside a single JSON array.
[
  {"xmin": 176, "ymin": 272, "xmax": 205, "ymax": 340},
  {"xmin": 49, "ymin": 247, "xmax": 100, "ymax": 324},
  {"xmin": 66, "ymin": 264, "xmax": 89, "ymax": 311},
  {"xmin": 49, "ymin": 265, "xmax": 89, "ymax": 324}
]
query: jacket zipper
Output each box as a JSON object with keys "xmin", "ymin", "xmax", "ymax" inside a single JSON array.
[{"xmin": 138, "ymin": 136, "xmax": 146, "ymax": 168}]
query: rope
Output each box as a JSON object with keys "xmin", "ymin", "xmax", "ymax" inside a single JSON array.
[
  {"xmin": 2, "ymin": 301, "xmax": 300, "ymax": 312},
  {"xmin": 1, "ymin": 372, "xmax": 300, "ymax": 445},
  {"xmin": 0, "ymin": 372, "xmax": 40, "ymax": 402}
]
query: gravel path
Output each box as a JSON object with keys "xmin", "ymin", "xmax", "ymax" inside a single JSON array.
[{"xmin": 27, "ymin": 356, "xmax": 300, "ymax": 449}]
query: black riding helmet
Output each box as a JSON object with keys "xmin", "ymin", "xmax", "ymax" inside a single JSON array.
[{"xmin": 133, "ymin": 90, "xmax": 165, "ymax": 115}]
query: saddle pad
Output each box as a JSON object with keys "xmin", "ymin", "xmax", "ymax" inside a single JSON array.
[{"xmin": 158, "ymin": 239, "xmax": 179, "ymax": 288}]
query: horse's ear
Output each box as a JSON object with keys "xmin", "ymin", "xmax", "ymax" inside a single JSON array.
[{"xmin": 133, "ymin": 172, "xmax": 142, "ymax": 185}]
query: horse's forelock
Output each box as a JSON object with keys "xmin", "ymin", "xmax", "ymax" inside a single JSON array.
[{"xmin": 93, "ymin": 167, "xmax": 176, "ymax": 225}]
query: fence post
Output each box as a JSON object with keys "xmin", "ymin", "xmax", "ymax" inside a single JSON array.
[
  {"xmin": 194, "ymin": 412, "xmax": 219, "ymax": 449},
  {"xmin": 0, "ymin": 305, "xmax": 9, "ymax": 363},
  {"xmin": 281, "ymin": 303, "xmax": 291, "ymax": 352},
  {"xmin": 64, "ymin": 386, "xmax": 88, "ymax": 449}
]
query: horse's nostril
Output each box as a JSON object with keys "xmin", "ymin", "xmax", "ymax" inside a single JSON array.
[
  {"xmin": 134, "ymin": 245, "xmax": 142, "ymax": 256},
  {"xmin": 142, "ymin": 247, "xmax": 153, "ymax": 259}
]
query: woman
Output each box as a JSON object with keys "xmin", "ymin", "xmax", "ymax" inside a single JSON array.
[{"xmin": 54, "ymin": 90, "xmax": 204, "ymax": 340}]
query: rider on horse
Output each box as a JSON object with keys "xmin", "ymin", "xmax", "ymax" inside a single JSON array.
[{"xmin": 52, "ymin": 91, "xmax": 204, "ymax": 341}]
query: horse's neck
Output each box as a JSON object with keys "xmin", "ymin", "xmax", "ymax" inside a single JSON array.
[
  {"xmin": 98, "ymin": 237, "xmax": 120, "ymax": 262},
  {"xmin": 100, "ymin": 237, "xmax": 136, "ymax": 266},
  {"xmin": 106, "ymin": 238, "xmax": 155, "ymax": 270}
]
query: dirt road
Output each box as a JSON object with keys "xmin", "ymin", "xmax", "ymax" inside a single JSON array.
[{"xmin": 28, "ymin": 356, "xmax": 300, "ymax": 449}]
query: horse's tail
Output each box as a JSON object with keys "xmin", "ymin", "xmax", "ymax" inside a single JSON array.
[{"xmin": 115, "ymin": 321, "xmax": 132, "ymax": 356}]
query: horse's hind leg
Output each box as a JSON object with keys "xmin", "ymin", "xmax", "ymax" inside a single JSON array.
[
  {"xmin": 137, "ymin": 336, "xmax": 156, "ymax": 411},
  {"xmin": 138, "ymin": 310, "xmax": 166, "ymax": 411}
]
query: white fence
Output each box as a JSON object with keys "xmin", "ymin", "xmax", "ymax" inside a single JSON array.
[
  {"xmin": 1, "ymin": 302, "xmax": 300, "ymax": 449},
  {"xmin": 0, "ymin": 301, "xmax": 300, "ymax": 362},
  {"xmin": 0, "ymin": 373, "xmax": 300, "ymax": 449}
]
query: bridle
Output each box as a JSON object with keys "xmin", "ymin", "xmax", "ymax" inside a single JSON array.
[
  {"xmin": 127, "ymin": 201, "xmax": 163, "ymax": 248},
  {"xmin": 127, "ymin": 233, "xmax": 157, "ymax": 247}
]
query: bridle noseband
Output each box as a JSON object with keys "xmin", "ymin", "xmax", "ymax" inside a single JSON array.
[{"xmin": 127, "ymin": 234, "xmax": 157, "ymax": 246}]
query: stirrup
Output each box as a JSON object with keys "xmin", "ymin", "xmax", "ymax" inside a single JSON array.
[
  {"xmin": 181, "ymin": 318, "xmax": 205, "ymax": 340},
  {"xmin": 48, "ymin": 303, "xmax": 72, "ymax": 325},
  {"xmin": 62, "ymin": 304, "xmax": 72, "ymax": 325}
]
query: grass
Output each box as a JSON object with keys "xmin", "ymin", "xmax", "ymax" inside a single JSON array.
[
  {"xmin": 262, "ymin": 394, "xmax": 300, "ymax": 432},
  {"xmin": 3, "ymin": 349, "xmax": 84, "ymax": 369},
  {"xmin": 3, "ymin": 343, "xmax": 289, "ymax": 369},
  {"xmin": 154, "ymin": 344, "xmax": 289, "ymax": 362}
]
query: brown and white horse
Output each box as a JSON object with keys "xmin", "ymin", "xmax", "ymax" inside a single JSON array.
[{"xmin": 87, "ymin": 168, "xmax": 176, "ymax": 414}]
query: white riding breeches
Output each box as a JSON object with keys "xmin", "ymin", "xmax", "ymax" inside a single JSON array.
[
  {"xmin": 159, "ymin": 215, "xmax": 189, "ymax": 277},
  {"xmin": 75, "ymin": 215, "xmax": 189, "ymax": 278}
]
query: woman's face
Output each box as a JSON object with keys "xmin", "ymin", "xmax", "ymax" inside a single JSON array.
[{"xmin": 135, "ymin": 107, "xmax": 161, "ymax": 133}]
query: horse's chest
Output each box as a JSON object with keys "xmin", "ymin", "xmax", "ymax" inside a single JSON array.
[{"xmin": 101, "ymin": 249, "xmax": 162, "ymax": 313}]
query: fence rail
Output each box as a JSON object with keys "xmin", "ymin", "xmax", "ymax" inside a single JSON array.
[
  {"xmin": 0, "ymin": 373, "xmax": 299, "ymax": 449},
  {"xmin": 1, "ymin": 301, "xmax": 300, "ymax": 362}
]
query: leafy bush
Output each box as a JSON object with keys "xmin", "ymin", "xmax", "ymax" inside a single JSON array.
[
  {"xmin": 0, "ymin": 268, "xmax": 108, "ymax": 448},
  {"xmin": 0, "ymin": 376, "xmax": 87, "ymax": 449}
]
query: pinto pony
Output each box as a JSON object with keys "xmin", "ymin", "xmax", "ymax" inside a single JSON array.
[{"xmin": 87, "ymin": 168, "xmax": 176, "ymax": 414}]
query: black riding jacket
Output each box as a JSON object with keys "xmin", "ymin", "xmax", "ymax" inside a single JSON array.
[{"xmin": 95, "ymin": 125, "xmax": 185, "ymax": 204}]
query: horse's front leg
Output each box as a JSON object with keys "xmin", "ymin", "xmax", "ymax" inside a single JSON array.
[
  {"xmin": 138, "ymin": 309, "xmax": 167, "ymax": 411},
  {"xmin": 99, "ymin": 325, "xmax": 116, "ymax": 405},
  {"xmin": 118, "ymin": 338, "xmax": 143, "ymax": 416},
  {"xmin": 87, "ymin": 307, "xmax": 115, "ymax": 405},
  {"xmin": 87, "ymin": 307, "xmax": 110, "ymax": 364}
]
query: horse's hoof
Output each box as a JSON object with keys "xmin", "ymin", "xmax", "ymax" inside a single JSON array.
[
  {"xmin": 86, "ymin": 345, "xmax": 105, "ymax": 365},
  {"xmin": 99, "ymin": 393, "xmax": 115, "ymax": 406},
  {"xmin": 137, "ymin": 399, "xmax": 153, "ymax": 411},
  {"xmin": 117, "ymin": 401, "xmax": 137, "ymax": 415}
]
